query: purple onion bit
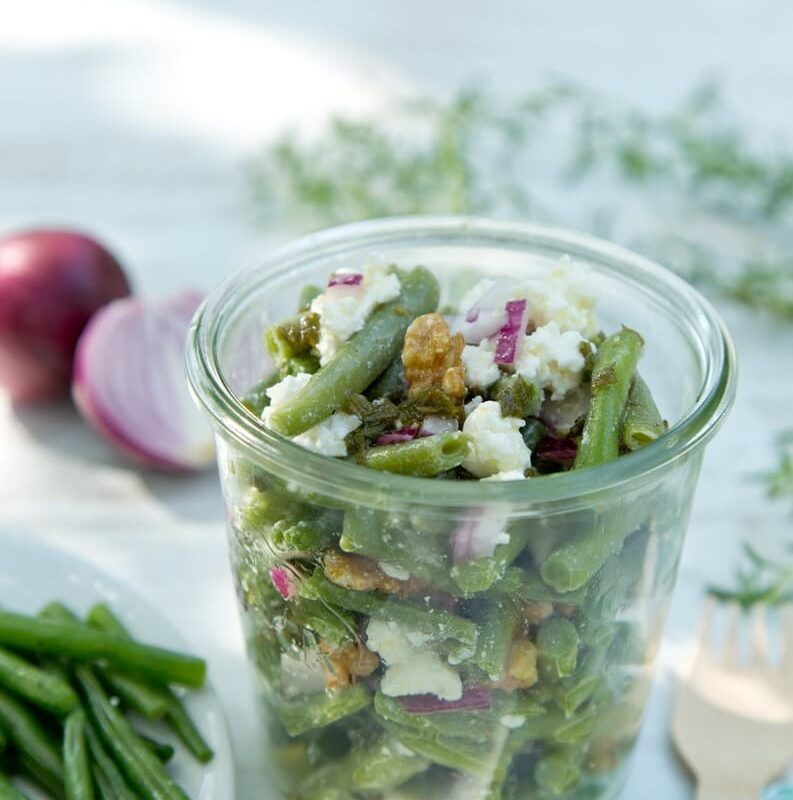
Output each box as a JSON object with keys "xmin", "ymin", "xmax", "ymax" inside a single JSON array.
[
  {"xmin": 536, "ymin": 436, "xmax": 578, "ymax": 465},
  {"xmin": 327, "ymin": 273, "xmax": 363, "ymax": 288},
  {"xmin": 375, "ymin": 427, "xmax": 420, "ymax": 445},
  {"xmin": 494, "ymin": 299, "xmax": 528, "ymax": 365},
  {"xmin": 401, "ymin": 687, "xmax": 492, "ymax": 713},
  {"xmin": 270, "ymin": 567, "xmax": 296, "ymax": 599}
]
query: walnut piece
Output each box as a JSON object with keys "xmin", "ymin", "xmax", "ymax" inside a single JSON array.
[
  {"xmin": 499, "ymin": 636, "xmax": 539, "ymax": 690},
  {"xmin": 319, "ymin": 640, "xmax": 380, "ymax": 689},
  {"xmin": 324, "ymin": 551, "xmax": 419, "ymax": 596},
  {"xmin": 401, "ymin": 313, "xmax": 466, "ymax": 399}
]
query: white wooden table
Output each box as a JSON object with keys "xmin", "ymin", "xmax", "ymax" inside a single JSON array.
[{"xmin": 2, "ymin": 1, "xmax": 793, "ymax": 797}]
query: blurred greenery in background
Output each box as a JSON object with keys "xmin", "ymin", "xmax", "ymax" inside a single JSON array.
[{"xmin": 247, "ymin": 80, "xmax": 793, "ymax": 518}]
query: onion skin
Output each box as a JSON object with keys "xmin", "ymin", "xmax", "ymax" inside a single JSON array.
[
  {"xmin": 72, "ymin": 291, "xmax": 215, "ymax": 472},
  {"xmin": 0, "ymin": 230, "xmax": 131, "ymax": 403}
]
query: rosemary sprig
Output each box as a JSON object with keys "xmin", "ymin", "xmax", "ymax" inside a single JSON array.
[
  {"xmin": 708, "ymin": 541, "xmax": 793, "ymax": 608},
  {"xmin": 247, "ymin": 81, "xmax": 793, "ymax": 323}
]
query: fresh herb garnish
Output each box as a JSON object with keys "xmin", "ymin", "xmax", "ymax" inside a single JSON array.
[{"xmin": 708, "ymin": 541, "xmax": 793, "ymax": 608}]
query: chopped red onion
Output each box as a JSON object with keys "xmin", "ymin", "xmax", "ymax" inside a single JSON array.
[
  {"xmin": 401, "ymin": 687, "xmax": 492, "ymax": 713},
  {"xmin": 419, "ymin": 416, "xmax": 458, "ymax": 436},
  {"xmin": 328, "ymin": 273, "xmax": 363, "ymax": 288},
  {"xmin": 376, "ymin": 427, "xmax": 419, "ymax": 445},
  {"xmin": 72, "ymin": 291, "xmax": 215, "ymax": 472},
  {"xmin": 536, "ymin": 436, "xmax": 578, "ymax": 464},
  {"xmin": 453, "ymin": 278, "xmax": 520, "ymax": 344},
  {"xmin": 270, "ymin": 567, "xmax": 296, "ymax": 599},
  {"xmin": 453, "ymin": 512, "xmax": 511, "ymax": 562},
  {"xmin": 494, "ymin": 299, "xmax": 528, "ymax": 365}
]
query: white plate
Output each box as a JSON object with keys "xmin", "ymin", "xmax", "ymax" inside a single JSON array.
[{"xmin": 0, "ymin": 533, "xmax": 235, "ymax": 800}]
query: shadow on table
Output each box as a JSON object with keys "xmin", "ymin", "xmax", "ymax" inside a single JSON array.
[{"xmin": 12, "ymin": 401, "xmax": 224, "ymax": 523}]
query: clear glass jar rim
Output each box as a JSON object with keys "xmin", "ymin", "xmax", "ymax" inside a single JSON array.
[{"xmin": 187, "ymin": 215, "xmax": 737, "ymax": 512}]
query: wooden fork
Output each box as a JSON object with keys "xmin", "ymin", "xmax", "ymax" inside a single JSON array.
[{"xmin": 672, "ymin": 600, "xmax": 793, "ymax": 800}]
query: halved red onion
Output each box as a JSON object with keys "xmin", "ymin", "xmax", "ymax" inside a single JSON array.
[
  {"xmin": 72, "ymin": 291, "xmax": 215, "ymax": 472},
  {"xmin": 328, "ymin": 273, "xmax": 363, "ymax": 288},
  {"xmin": 494, "ymin": 299, "xmax": 528, "ymax": 365},
  {"xmin": 376, "ymin": 427, "xmax": 420, "ymax": 445},
  {"xmin": 401, "ymin": 687, "xmax": 492, "ymax": 713},
  {"xmin": 419, "ymin": 416, "xmax": 458, "ymax": 437},
  {"xmin": 270, "ymin": 567, "xmax": 296, "ymax": 599}
]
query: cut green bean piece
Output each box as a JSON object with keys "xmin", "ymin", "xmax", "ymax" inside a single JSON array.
[
  {"xmin": 0, "ymin": 773, "xmax": 29, "ymax": 800},
  {"xmin": 76, "ymin": 667, "xmax": 189, "ymax": 800},
  {"xmin": 534, "ymin": 748, "xmax": 581, "ymax": 795},
  {"xmin": 0, "ymin": 688, "xmax": 63, "ymax": 789},
  {"xmin": 64, "ymin": 709, "xmax": 94, "ymax": 800},
  {"xmin": 0, "ymin": 611, "xmax": 205, "ymax": 688},
  {"xmin": 240, "ymin": 373, "xmax": 279, "ymax": 416},
  {"xmin": 351, "ymin": 739, "xmax": 429, "ymax": 791},
  {"xmin": 387, "ymin": 726, "xmax": 493, "ymax": 776},
  {"xmin": 539, "ymin": 515, "xmax": 636, "ymax": 593},
  {"xmin": 99, "ymin": 670, "xmax": 169, "ymax": 720},
  {"xmin": 473, "ymin": 600, "xmax": 519, "ymax": 681},
  {"xmin": 360, "ymin": 432, "xmax": 469, "ymax": 477},
  {"xmin": 575, "ymin": 327, "xmax": 644, "ymax": 469},
  {"xmin": 268, "ymin": 266, "xmax": 440, "ymax": 436},
  {"xmin": 452, "ymin": 526, "xmax": 530, "ymax": 595},
  {"xmin": 0, "ymin": 723, "xmax": 6, "ymax": 753},
  {"xmin": 274, "ymin": 685, "xmax": 371, "ymax": 736},
  {"xmin": 621, "ymin": 375, "xmax": 666, "ymax": 450},
  {"xmin": 537, "ymin": 617, "xmax": 580, "ymax": 678},
  {"xmin": 270, "ymin": 515, "xmax": 339, "ymax": 555},
  {"xmin": 138, "ymin": 734, "xmax": 175, "ymax": 763},
  {"xmin": 0, "ymin": 646, "xmax": 78, "ymax": 716},
  {"xmin": 15, "ymin": 752, "xmax": 65, "ymax": 800},
  {"xmin": 365, "ymin": 356, "xmax": 407, "ymax": 402},
  {"xmin": 492, "ymin": 567, "xmax": 586, "ymax": 605}
]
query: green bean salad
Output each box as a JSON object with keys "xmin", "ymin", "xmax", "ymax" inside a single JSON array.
[{"xmin": 234, "ymin": 258, "xmax": 668, "ymax": 799}]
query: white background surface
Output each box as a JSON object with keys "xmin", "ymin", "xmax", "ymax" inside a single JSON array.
[{"xmin": 2, "ymin": 2, "xmax": 793, "ymax": 797}]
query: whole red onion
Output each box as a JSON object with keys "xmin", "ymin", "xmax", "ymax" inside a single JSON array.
[{"xmin": 0, "ymin": 230, "xmax": 131, "ymax": 403}]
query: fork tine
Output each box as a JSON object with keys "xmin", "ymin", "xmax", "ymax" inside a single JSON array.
[
  {"xmin": 781, "ymin": 604, "xmax": 793, "ymax": 675},
  {"xmin": 750, "ymin": 603, "xmax": 769, "ymax": 664},
  {"xmin": 722, "ymin": 602, "xmax": 743, "ymax": 666},
  {"xmin": 692, "ymin": 596, "xmax": 716, "ymax": 667}
]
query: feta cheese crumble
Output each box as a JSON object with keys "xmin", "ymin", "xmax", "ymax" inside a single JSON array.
[
  {"xmin": 462, "ymin": 400, "xmax": 532, "ymax": 478},
  {"xmin": 262, "ymin": 373, "xmax": 361, "ymax": 456},
  {"xmin": 365, "ymin": 619, "xmax": 462, "ymax": 701},
  {"xmin": 523, "ymin": 256, "xmax": 599, "ymax": 338},
  {"xmin": 514, "ymin": 322, "xmax": 589, "ymax": 400},
  {"xmin": 482, "ymin": 470, "xmax": 527, "ymax": 482},
  {"xmin": 379, "ymin": 562, "xmax": 411, "ymax": 581},
  {"xmin": 462, "ymin": 339, "xmax": 500, "ymax": 389},
  {"xmin": 311, "ymin": 262, "xmax": 401, "ymax": 365},
  {"xmin": 500, "ymin": 714, "xmax": 526, "ymax": 729}
]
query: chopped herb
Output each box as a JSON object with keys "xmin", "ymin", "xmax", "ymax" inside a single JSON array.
[
  {"xmin": 490, "ymin": 375, "xmax": 541, "ymax": 419},
  {"xmin": 265, "ymin": 312, "xmax": 321, "ymax": 364},
  {"xmin": 397, "ymin": 387, "xmax": 464, "ymax": 428}
]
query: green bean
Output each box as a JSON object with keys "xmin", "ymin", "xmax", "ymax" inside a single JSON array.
[
  {"xmin": 274, "ymin": 685, "xmax": 371, "ymax": 736},
  {"xmin": 63, "ymin": 709, "xmax": 94, "ymax": 800},
  {"xmin": 138, "ymin": 735, "xmax": 175, "ymax": 763},
  {"xmin": 386, "ymin": 726, "xmax": 492, "ymax": 776},
  {"xmin": 300, "ymin": 572, "xmax": 477, "ymax": 646},
  {"xmin": 279, "ymin": 354, "xmax": 320, "ymax": 378},
  {"xmin": 555, "ymin": 647, "xmax": 607, "ymax": 716},
  {"xmin": 0, "ymin": 646, "xmax": 78, "ymax": 716},
  {"xmin": 86, "ymin": 605, "xmax": 213, "ymax": 764},
  {"xmin": 365, "ymin": 356, "xmax": 406, "ymax": 402},
  {"xmin": 290, "ymin": 598, "xmax": 356, "ymax": 647},
  {"xmin": 473, "ymin": 600, "xmax": 519, "ymax": 681},
  {"xmin": 264, "ymin": 311, "xmax": 320, "ymax": 366},
  {"xmin": 270, "ymin": 515, "xmax": 339, "ymax": 555},
  {"xmin": 298, "ymin": 284, "xmax": 323, "ymax": 311},
  {"xmin": 374, "ymin": 693, "xmax": 497, "ymax": 743},
  {"xmin": 621, "ymin": 375, "xmax": 666, "ymax": 450},
  {"xmin": 539, "ymin": 515, "xmax": 636, "ymax": 593},
  {"xmin": 0, "ymin": 610, "xmax": 205, "ymax": 689},
  {"xmin": 75, "ymin": 667, "xmax": 189, "ymax": 800},
  {"xmin": 534, "ymin": 748, "xmax": 581, "ymax": 795},
  {"xmin": 0, "ymin": 773, "xmax": 28, "ymax": 800},
  {"xmin": 351, "ymin": 739, "xmax": 429, "ymax": 791},
  {"xmin": 0, "ymin": 688, "xmax": 63, "ymax": 790},
  {"xmin": 84, "ymin": 723, "xmax": 136, "ymax": 800},
  {"xmin": 492, "ymin": 567, "xmax": 586, "ymax": 605},
  {"xmin": 0, "ymin": 722, "xmax": 6, "ymax": 754},
  {"xmin": 574, "ymin": 327, "xmax": 644, "ymax": 469},
  {"xmin": 15, "ymin": 752, "xmax": 65, "ymax": 800},
  {"xmin": 359, "ymin": 432, "xmax": 470, "ymax": 477},
  {"xmin": 240, "ymin": 373, "xmax": 279, "ymax": 416},
  {"xmin": 451, "ymin": 525, "xmax": 530, "ymax": 595},
  {"xmin": 537, "ymin": 617, "xmax": 579, "ymax": 679},
  {"xmin": 97, "ymin": 669, "xmax": 169, "ymax": 720},
  {"xmin": 268, "ymin": 266, "xmax": 440, "ymax": 436}
]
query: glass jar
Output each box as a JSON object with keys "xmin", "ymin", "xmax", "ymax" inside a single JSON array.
[{"xmin": 187, "ymin": 217, "xmax": 735, "ymax": 800}]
